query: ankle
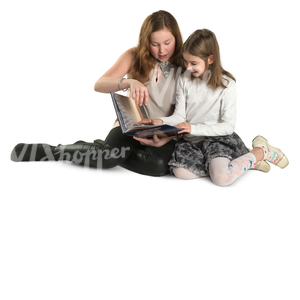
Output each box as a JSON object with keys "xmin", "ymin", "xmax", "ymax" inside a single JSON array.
[{"xmin": 251, "ymin": 147, "xmax": 265, "ymax": 161}]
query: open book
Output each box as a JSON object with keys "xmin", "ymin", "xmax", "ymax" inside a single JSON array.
[{"xmin": 110, "ymin": 92, "xmax": 181, "ymax": 138}]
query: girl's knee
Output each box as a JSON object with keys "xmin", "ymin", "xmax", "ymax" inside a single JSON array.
[
  {"xmin": 120, "ymin": 149, "xmax": 168, "ymax": 176},
  {"xmin": 209, "ymin": 157, "xmax": 233, "ymax": 187},
  {"xmin": 209, "ymin": 170, "xmax": 232, "ymax": 187}
]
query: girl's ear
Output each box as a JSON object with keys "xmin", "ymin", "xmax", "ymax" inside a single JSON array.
[{"xmin": 208, "ymin": 55, "xmax": 214, "ymax": 64}]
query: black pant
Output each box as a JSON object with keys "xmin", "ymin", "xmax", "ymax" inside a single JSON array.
[
  {"xmin": 11, "ymin": 126, "xmax": 176, "ymax": 176},
  {"xmin": 105, "ymin": 126, "xmax": 176, "ymax": 176}
]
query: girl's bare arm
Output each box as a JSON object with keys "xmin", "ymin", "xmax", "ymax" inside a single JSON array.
[{"xmin": 94, "ymin": 48, "xmax": 149, "ymax": 105}]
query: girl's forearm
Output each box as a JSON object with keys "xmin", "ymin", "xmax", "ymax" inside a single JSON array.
[{"xmin": 94, "ymin": 77, "xmax": 132, "ymax": 93}]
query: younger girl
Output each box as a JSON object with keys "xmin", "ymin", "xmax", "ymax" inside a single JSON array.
[{"xmin": 144, "ymin": 29, "xmax": 289, "ymax": 186}]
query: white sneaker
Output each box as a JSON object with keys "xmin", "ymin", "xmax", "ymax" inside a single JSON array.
[{"xmin": 252, "ymin": 136, "xmax": 289, "ymax": 168}]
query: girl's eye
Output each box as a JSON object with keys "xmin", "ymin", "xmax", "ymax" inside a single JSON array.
[
  {"xmin": 165, "ymin": 43, "xmax": 170, "ymax": 45},
  {"xmin": 151, "ymin": 44, "xmax": 157, "ymax": 47}
]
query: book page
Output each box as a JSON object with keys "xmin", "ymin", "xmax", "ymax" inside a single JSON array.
[{"xmin": 114, "ymin": 94, "xmax": 142, "ymax": 130}]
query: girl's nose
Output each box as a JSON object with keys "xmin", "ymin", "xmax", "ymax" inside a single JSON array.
[
  {"xmin": 187, "ymin": 64, "xmax": 193, "ymax": 71},
  {"xmin": 158, "ymin": 45, "xmax": 165, "ymax": 53}
]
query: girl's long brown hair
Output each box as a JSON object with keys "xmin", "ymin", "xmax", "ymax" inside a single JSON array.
[
  {"xmin": 183, "ymin": 29, "xmax": 235, "ymax": 89},
  {"xmin": 129, "ymin": 10, "xmax": 184, "ymax": 83}
]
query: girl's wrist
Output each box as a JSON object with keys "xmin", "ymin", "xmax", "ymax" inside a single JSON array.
[
  {"xmin": 153, "ymin": 119, "xmax": 163, "ymax": 125},
  {"xmin": 120, "ymin": 78, "xmax": 131, "ymax": 90}
]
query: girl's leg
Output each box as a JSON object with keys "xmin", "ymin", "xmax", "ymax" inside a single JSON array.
[
  {"xmin": 120, "ymin": 139, "xmax": 176, "ymax": 176},
  {"xmin": 11, "ymin": 126, "xmax": 176, "ymax": 176},
  {"xmin": 209, "ymin": 153, "xmax": 256, "ymax": 187},
  {"xmin": 172, "ymin": 148, "xmax": 263, "ymax": 183},
  {"xmin": 209, "ymin": 135, "xmax": 289, "ymax": 187},
  {"xmin": 11, "ymin": 127, "xmax": 138, "ymax": 169}
]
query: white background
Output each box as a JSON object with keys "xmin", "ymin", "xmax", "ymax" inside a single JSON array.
[{"xmin": 1, "ymin": 0, "xmax": 299, "ymax": 299}]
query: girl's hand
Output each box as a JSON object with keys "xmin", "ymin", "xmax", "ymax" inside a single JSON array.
[
  {"xmin": 130, "ymin": 80, "xmax": 149, "ymax": 106},
  {"xmin": 177, "ymin": 122, "xmax": 191, "ymax": 134},
  {"xmin": 136, "ymin": 119, "xmax": 163, "ymax": 126},
  {"xmin": 133, "ymin": 135, "xmax": 173, "ymax": 147}
]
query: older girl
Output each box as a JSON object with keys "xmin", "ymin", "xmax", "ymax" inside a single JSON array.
[{"xmin": 11, "ymin": 10, "xmax": 184, "ymax": 176}]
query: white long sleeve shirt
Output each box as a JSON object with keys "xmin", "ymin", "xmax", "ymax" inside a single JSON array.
[{"xmin": 160, "ymin": 72, "xmax": 237, "ymax": 143}]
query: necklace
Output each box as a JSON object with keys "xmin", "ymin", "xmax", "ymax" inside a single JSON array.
[{"xmin": 158, "ymin": 60, "xmax": 173, "ymax": 78}]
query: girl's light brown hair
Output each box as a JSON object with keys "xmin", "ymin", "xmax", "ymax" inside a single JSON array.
[
  {"xmin": 183, "ymin": 29, "xmax": 235, "ymax": 89},
  {"xmin": 129, "ymin": 10, "xmax": 184, "ymax": 83}
]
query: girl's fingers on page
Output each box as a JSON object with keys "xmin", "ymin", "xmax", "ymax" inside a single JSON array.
[
  {"xmin": 141, "ymin": 89, "xmax": 147, "ymax": 106},
  {"xmin": 131, "ymin": 89, "xmax": 136, "ymax": 100},
  {"xmin": 136, "ymin": 120, "xmax": 151, "ymax": 126},
  {"xmin": 135, "ymin": 89, "xmax": 140, "ymax": 103},
  {"xmin": 144, "ymin": 90, "xmax": 149, "ymax": 106},
  {"xmin": 143, "ymin": 90, "xmax": 147, "ymax": 105},
  {"xmin": 138, "ymin": 92, "xmax": 143, "ymax": 106},
  {"xmin": 143, "ymin": 91, "xmax": 148, "ymax": 105}
]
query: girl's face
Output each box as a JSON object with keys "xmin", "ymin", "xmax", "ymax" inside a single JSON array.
[
  {"xmin": 183, "ymin": 52, "xmax": 207, "ymax": 78},
  {"xmin": 150, "ymin": 28, "xmax": 176, "ymax": 62}
]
